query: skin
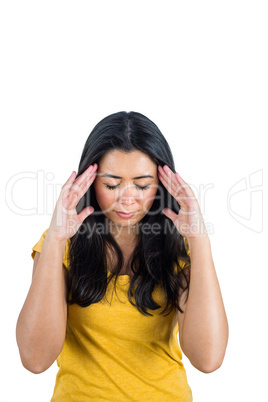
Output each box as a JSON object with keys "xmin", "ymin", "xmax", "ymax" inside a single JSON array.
[
  {"xmin": 157, "ymin": 164, "xmax": 229, "ymax": 373},
  {"xmin": 93, "ymin": 151, "xmax": 228, "ymax": 372},
  {"xmin": 93, "ymin": 149, "xmax": 159, "ymax": 249}
]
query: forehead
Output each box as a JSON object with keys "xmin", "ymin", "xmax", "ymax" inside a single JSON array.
[{"xmin": 98, "ymin": 150, "xmax": 156, "ymax": 175}]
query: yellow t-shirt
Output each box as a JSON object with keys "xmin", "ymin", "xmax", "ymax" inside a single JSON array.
[{"xmin": 31, "ymin": 228, "xmax": 193, "ymax": 402}]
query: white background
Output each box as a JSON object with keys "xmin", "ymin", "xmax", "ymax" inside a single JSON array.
[{"xmin": 1, "ymin": 1, "xmax": 267, "ymax": 401}]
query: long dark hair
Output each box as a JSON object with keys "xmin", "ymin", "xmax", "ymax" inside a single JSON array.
[{"xmin": 67, "ymin": 111, "xmax": 190, "ymax": 316}]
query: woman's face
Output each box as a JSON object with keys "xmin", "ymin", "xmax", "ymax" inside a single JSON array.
[{"xmin": 93, "ymin": 150, "xmax": 159, "ymax": 227}]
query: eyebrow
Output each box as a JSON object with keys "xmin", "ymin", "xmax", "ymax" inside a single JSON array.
[{"xmin": 100, "ymin": 173, "xmax": 154, "ymax": 179}]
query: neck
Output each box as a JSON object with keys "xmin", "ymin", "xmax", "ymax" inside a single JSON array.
[{"xmin": 108, "ymin": 220, "xmax": 139, "ymax": 248}]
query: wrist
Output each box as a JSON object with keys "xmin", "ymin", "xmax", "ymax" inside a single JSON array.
[
  {"xmin": 186, "ymin": 234, "xmax": 211, "ymax": 249},
  {"xmin": 46, "ymin": 228, "xmax": 68, "ymax": 245}
]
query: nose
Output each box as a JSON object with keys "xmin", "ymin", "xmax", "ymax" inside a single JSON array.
[{"xmin": 118, "ymin": 183, "xmax": 139, "ymax": 204}]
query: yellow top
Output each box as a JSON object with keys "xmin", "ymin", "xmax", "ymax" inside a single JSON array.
[{"xmin": 31, "ymin": 228, "xmax": 193, "ymax": 401}]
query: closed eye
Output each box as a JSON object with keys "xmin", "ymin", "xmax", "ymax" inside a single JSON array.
[{"xmin": 105, "ymin": 184, "xmax": 150, "ymax": 191}]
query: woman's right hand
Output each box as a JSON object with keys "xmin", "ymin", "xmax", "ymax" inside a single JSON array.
[{"xmin": 47, "ymin": 164, "xmax": 98, "ymax": 242}]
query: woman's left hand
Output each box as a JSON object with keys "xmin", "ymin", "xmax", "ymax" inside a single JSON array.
[{"xmin": 158, "ymin": 165, "xmax": 208, "ymax": 239}]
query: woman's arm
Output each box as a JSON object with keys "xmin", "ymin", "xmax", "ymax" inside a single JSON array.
[
  {"xmin": 178, "ymin": 235, "xmax": 229, "ymax": 373},
  {"xmin": 16, "ymin": 165, "xmax": 97, "ymax": 374},
  {"xmin": 16, "ymin": 233, "xmax": 68, "ymax": 374},
  {"xmin": 157, "ymin": 164, "xmax": 229, "ymax": 372}
]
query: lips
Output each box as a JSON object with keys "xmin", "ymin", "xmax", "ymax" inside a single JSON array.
[
  {"xmin": 115, "ymin": 211, "xmax": 136, "ymax": 218},
  {"xmin": 116, "ymin": 211, "xmax": 135, "ymax": 214}
]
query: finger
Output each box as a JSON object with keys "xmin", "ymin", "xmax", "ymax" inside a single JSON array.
[
  {"xmin": 158, "ymin": 169, "xmax": 182, "ymax": 199},
  {"xmin": 63, "ymin": 171, "xmax": 77, "ymax": 188},
  {"xmin": 68, "ymin": 171, "xmax": 97, "ymax": 210},
  {"xmin": 72, "ymin": 164, "xmax": 94, "ymax": 187},
  {"xmin": 159, "ymin": 166, "xmax": 181, "ymax": 190},
  {"xmin": 159, "ymin": 166, "xmax": 195, "ymax": 199},
  {"xmin": 62, "ymin": 169, "xmax": 90, "ymax": 199},
  {"xmin": 162, "ymin": 207, "xmax": 178, "ymax": 222},
  {"xmin": 68, "ymin": 165, "xmax": 96, "ymax": 197},
  {"xmin": 77, "ymin": 206, "xmax": 94, "ymax": 224},
  {"xmin": 61, "ymin": 164, "xmax": 97, "ymax": 207},
  {"xmin": 59, "ymin": 171, "xmax": 77, "ymax": 202},
  {"xmin": 70, "ymin": 164, "xmax": 98, "ymax": 194},
  {"xmin": 159, "ymin": 171, "xmax": 194, "ymax": 208}
]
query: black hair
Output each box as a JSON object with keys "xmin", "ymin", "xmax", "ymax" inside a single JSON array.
[{"xmin": 67, "ymin": 111, "xmax": 190, "ymax": 316}]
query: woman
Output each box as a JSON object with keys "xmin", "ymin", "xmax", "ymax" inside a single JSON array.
[{"xmin": 16, "ymin": 111, "xmax": 229, "ymax": 401}]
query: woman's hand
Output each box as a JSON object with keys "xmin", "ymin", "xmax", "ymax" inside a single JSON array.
[
  {"xmin": 158, "ymin": 165, "xmax": 207, "ymax": 239},
  {"xmin": 47, "ymin": 164, "xmax": 98, "ymax": 242}
]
